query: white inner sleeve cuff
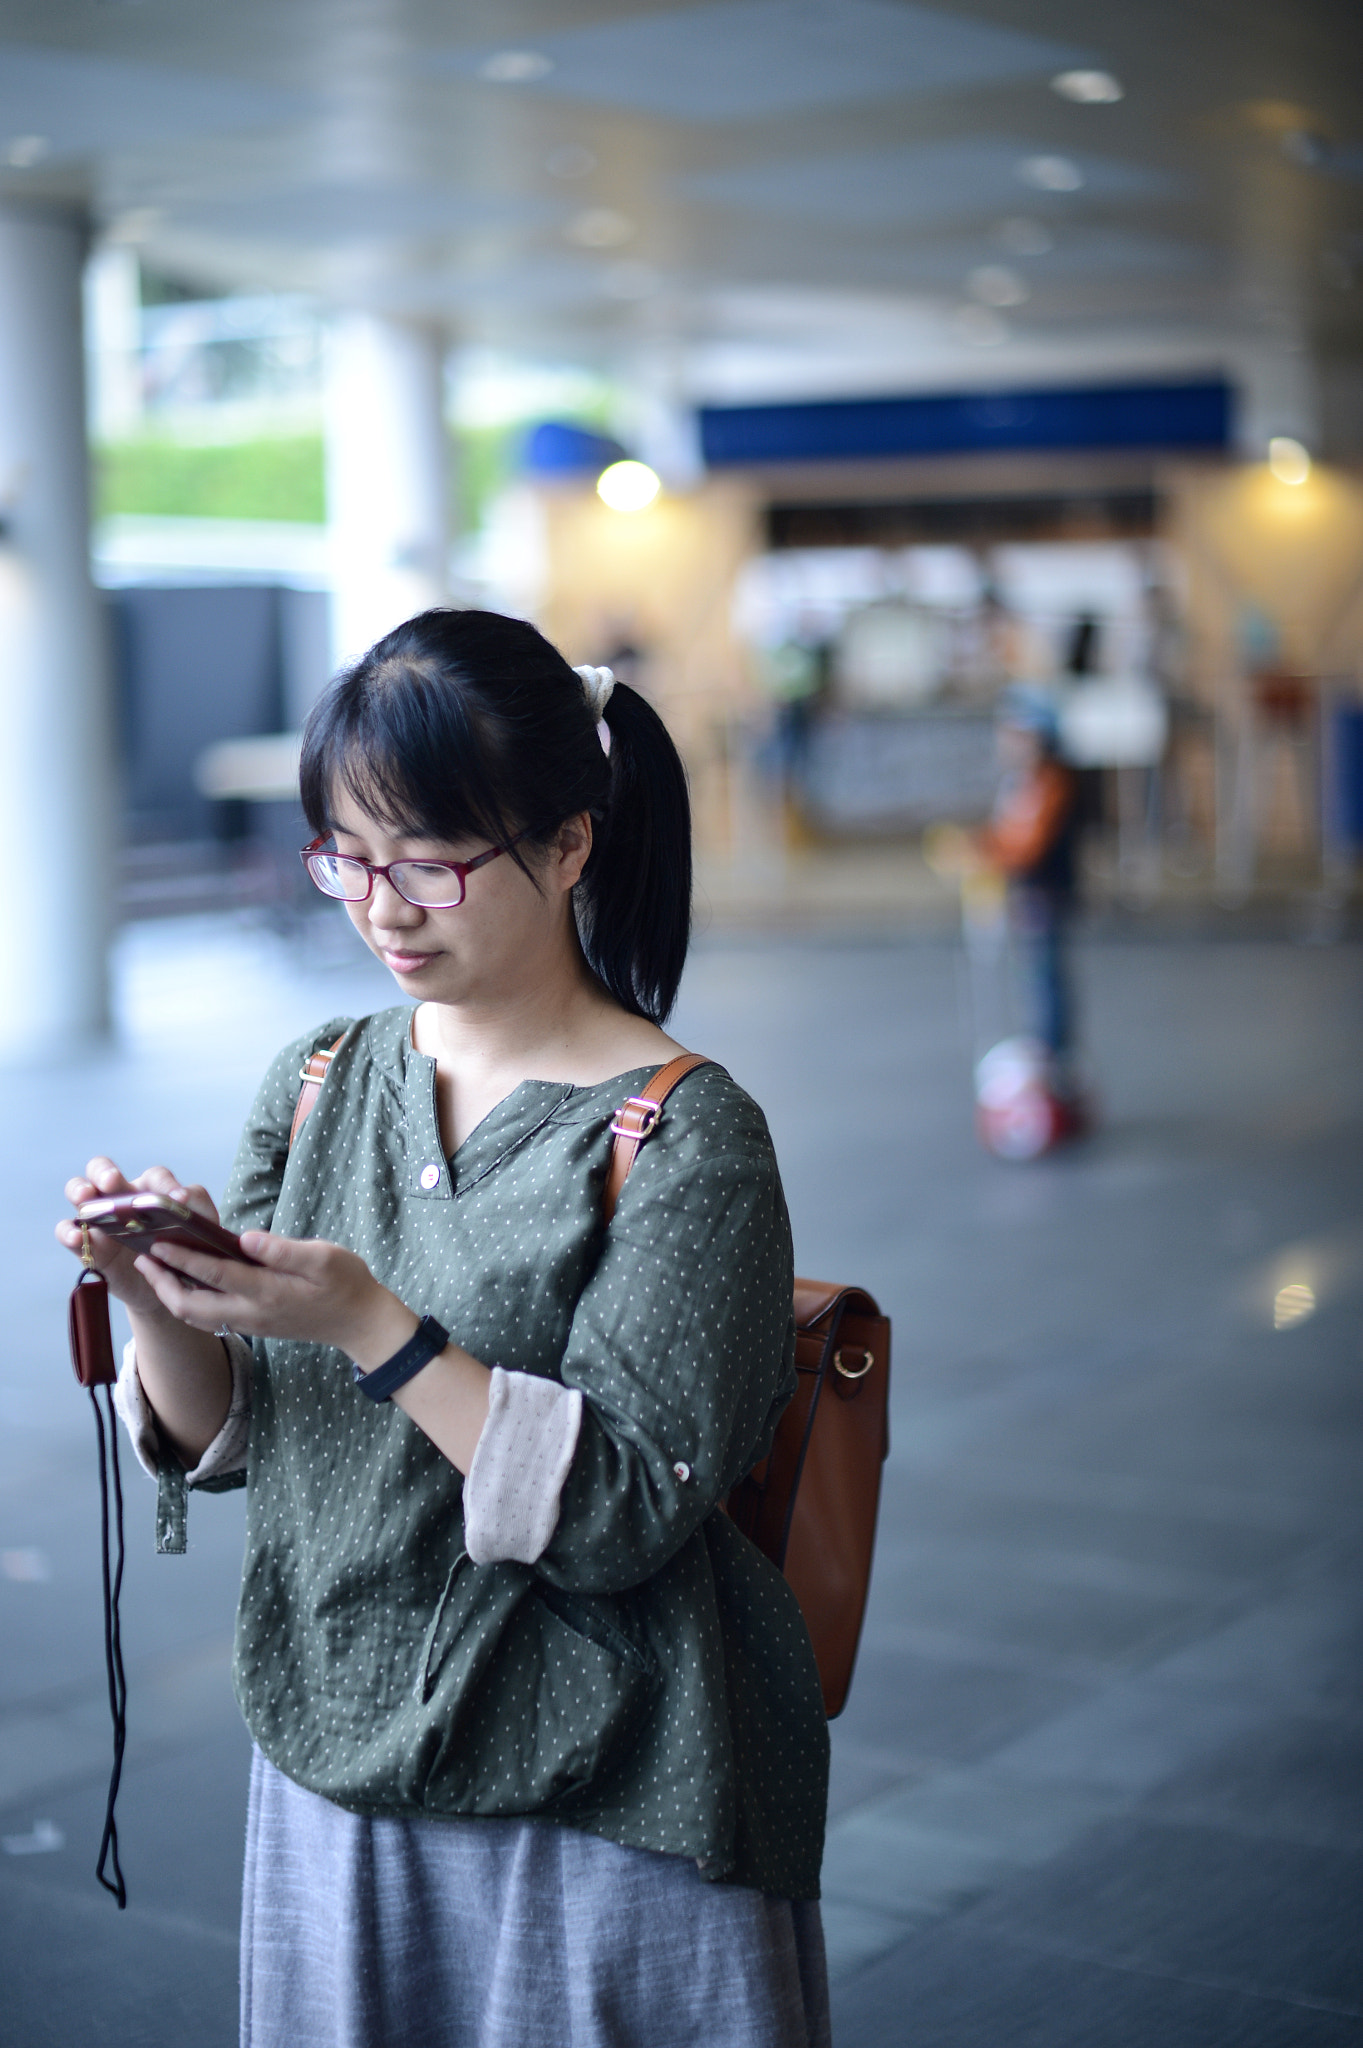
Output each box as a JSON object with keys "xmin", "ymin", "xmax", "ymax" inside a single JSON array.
[
  {"xmin": 113, "ymin": 1333, "xmax": 254, "ymax": 1484},
  {"xmin": 462, "ymin": 1368, "xmax": 583, "ymax": 1567}
]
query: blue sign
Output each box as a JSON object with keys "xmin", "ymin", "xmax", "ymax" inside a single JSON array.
[{"xmin": 698, "ymin": 381, "xmax": 1232, "ymax": 466}]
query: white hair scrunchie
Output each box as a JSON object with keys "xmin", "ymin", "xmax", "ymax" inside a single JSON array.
[{"xmin": 573, "ymin": 664, "xmax": 616, "ymax": 755}]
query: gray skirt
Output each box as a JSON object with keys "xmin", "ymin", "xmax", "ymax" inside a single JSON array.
[{"xmin": 241, "ymin": 1749, "xmax": 831, "ymax": 2048}]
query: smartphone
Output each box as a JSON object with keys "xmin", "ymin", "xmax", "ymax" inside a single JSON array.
[{"xmin": 77, "ymin": 1193, "xmax": 259, "ymax": 1265}]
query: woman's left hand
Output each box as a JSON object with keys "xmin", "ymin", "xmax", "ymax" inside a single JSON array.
[{"xmin": 134, "ymin": 1230, "xmax": 408, "ymax": 1363}]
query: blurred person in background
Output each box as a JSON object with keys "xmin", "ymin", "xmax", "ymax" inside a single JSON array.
[
  {"xmin": 926, "ymin": 684, "xmax": 1086, "ymax": 1154},
  {"xmin": 57, "ymin": 610, "xmax": 830, "ymax": 2048},
  {"xmin": 1064, "ymin": 611, "xmax": 1101, "ymax": 682},
  {"xmin": 757, "ymin": 622, "xmax": 829, "ymax": 839},
  {"xmin": 977, "ymin": 688, "xmax": 1084, "ymax": 1105}
]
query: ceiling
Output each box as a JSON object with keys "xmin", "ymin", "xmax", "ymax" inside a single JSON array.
[{"xmin": 1, "ymin": 0, "xmax": 1360, "ymax": 448}]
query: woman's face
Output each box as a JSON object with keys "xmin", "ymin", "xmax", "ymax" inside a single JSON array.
[{"xmin": 326, "ymin": 795, "xmax": 593, "ymax": 1010}]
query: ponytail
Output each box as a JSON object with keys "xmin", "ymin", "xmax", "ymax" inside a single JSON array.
[
  {"xmin": 579, "ymin": 682, "xmax": 692, "ymax": 1024},
  {"xmin": 298, "ymin": 608, "xmax": 692, "ymax": 1023}
]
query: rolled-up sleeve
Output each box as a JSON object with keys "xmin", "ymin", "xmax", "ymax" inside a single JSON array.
[
  {"xmin": 463, "ymin": 1369, "xmax": 583, "ymax": 1564},
  {"xmin": 113, "ymin": 1331, "xmax": 255, "ymax": 1486},
  {"xmin": 533, "ymin": 1099, "xmax": 796, "ymax": 1597}
]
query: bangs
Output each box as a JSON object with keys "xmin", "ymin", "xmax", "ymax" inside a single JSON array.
[{"xmin": 301, "ymin": 658, "xmax": 525, "ymax": 858}]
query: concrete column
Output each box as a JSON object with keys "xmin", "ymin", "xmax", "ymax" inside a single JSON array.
[
  {"xmin": 84, "ymin": 242, "xmax": 143, "ymax": 440},
  {"xmin": 0, "ymin": 206, "xmax": 113, "ymax": 1061},
  {"xmin": 324, "ymin": 314, "xmax": 449, "ymax": 670}
]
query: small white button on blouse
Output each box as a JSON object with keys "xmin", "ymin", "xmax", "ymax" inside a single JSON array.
[
  {"xmin": 419, "ymin": 1163, "xmax": 441, "ymax": 1190},
  {"xmin": 673, "ymin": 1461, "xmax": 691, "ymax": 1483}
]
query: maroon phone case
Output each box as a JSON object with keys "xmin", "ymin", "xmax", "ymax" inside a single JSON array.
[
  {"xmin": 69, "ymin": 1270, "xmax": 118, "ymax": 1388},
  {"xmin": 77, "ymin": 1197, "xmax": 258, "ymax": 1265}
]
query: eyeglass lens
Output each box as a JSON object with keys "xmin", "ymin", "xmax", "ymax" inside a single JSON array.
[{"xmin": 306, "ymin": 854, "xmax": 465, "ymax": 907}]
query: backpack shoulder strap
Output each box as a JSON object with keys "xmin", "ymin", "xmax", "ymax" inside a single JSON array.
[
  {"xmin": 289, "ymin": 1040, "xmax": 713, "ymax": 1180},
  {"xmin": 289, "ymin": 1035, "xmax": 346, "ymax": 1150},
  {"xmin": 602, "ymin": 1052, "xmax": 713, "ymax": 1223}
]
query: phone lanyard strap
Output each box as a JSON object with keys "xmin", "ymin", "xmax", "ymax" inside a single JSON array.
[
  {"xmin": 89, "ymin": 1380, "xmax": 128, "ymax": 1908},
  {"xmin": 68, "ymin": 1259, "xmax": 129, "ymax": 1907}
]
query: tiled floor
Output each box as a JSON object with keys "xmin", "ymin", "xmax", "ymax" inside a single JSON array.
[{"xmin": 1, "ymin": 914, "xmax": 1359, "ymax": 2046}]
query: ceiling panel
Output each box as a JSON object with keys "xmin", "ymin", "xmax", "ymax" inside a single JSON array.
[
  {"xmin": 0, "ymin": 0, "xmax": 1355, "ymax": 430},
  {"xmin": 0, "ymin": 43, "xmax": 304, "ymax": 160},
  {"xmin": 677, "ymin": 138, "xmax": 1178, "ymax": 227},
  {"xmin": 175, "ymin": 181, "xmax": 554, "ymax": 249},
  {"xmin": 876, "ymin": 226, "xmax": 1216, "ymax": 287},
  {"xmin": 440, "ymin": 0, "xmax": 1087, "ymax": 123}
]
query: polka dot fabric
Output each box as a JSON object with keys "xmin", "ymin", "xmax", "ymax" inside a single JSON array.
[{"xmin": 213, "ymin": 1006, "xmax": 829, "ymax": 1900}]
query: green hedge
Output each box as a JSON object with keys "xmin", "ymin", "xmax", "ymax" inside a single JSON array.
[
  {"xmin": 96, "ymin": 421, "xmax": 588, "ymax": 530},
  {"xmin": 95, "ymin": 435, "xmax": 326, "ymax": 524}
]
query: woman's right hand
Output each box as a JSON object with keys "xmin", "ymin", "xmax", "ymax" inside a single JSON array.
[{"xmin": 56, "ymin": 1158, "xmax": 222, "ymax": 1320}]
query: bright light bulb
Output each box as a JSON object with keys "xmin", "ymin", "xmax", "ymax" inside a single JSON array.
[
  {"xmin": 1268, "ymin": 437, "xmax": 1310, "ymax": 485},
  {"xmin": 597, "ymin": 460, "xmax": 660, "ymax": 512},
  {"xmin": 1052, "ymin": 69, "xmax": 1124, "ymax": 103}
]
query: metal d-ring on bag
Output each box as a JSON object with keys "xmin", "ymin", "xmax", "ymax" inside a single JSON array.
[{"xmin": 67, "ymin": 1227, "xmax": 128, "ymax": 1907}]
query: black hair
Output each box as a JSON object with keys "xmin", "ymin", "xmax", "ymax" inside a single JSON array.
[{"xmin": 299, "ymin": 608, "xmax": 692, "ymax": 1023}]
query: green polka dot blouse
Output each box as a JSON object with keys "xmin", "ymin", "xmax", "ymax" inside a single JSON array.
[{"xmin": 207, "ymin": 1006, "xmax": 829, "ymax": 1900}]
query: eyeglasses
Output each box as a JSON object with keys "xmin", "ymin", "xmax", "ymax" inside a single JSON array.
[{"xmin": 300, "ymin": 835, "xmax": 508, "ymax": 909}]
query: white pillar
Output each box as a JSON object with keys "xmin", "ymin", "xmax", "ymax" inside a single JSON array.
[
  {"xmin": 324, "ymin": 314, "xmax": 449, "ymax": 670},
  {"xmin": 84, "ymin": 242, "xmax": 143, "ymax": 440},
  {"xmin": 0, "ymin": 205, "xmax": 113, "ymax": 1061}
]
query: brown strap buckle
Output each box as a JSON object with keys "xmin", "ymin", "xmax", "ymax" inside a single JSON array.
[
  {"xmin": 289, "ymin": 1037, "xmax": 346, "ymax": 1151},
  {"xmin": 609, "ymin": 1096, "xmax": 662, "ymax": 1141},
  {"xmin": 601, "ymin": 1053, "xmax": 714, "ymax": 1224}
]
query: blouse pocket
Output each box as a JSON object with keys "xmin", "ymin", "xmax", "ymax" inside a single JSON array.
[
  {"xmin": 415, "ymin": 1549, "xmax": 469, "ymax": 1705},
  {"xmin": 419, "ymin": 1580, "xmax": 659, "ymax": 1815}
]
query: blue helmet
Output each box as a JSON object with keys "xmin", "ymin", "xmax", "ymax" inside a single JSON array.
[{"xmin": 998, "ymin": 685, "xmax": 1061, "ymax": 749}]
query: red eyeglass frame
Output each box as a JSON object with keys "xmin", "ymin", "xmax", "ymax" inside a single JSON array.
[{"xmin": 300, "ymin": 834, "xmax": 508, "ymax": 908}]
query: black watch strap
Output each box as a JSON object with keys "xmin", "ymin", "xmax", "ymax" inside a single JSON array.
[{"xmin": 353, "ymin": 1315, "xmax": 449, "ymax": 1402}]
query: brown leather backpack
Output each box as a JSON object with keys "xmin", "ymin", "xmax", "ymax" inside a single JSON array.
[{"xmin": 295, "ymin": 1044, "xmax": 891, "ymax": 1718}]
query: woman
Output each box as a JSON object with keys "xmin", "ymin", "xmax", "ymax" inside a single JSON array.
[{"xmin": 58, "ymin": 610, "xmax": 830, "ymax": 2048}]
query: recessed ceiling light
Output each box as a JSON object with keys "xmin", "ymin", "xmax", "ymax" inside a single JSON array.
[
  {"xmin": 1017, "ymin": 154, "xmax": 1084, "ymax": 192},
  {"xmin": 995, "ymin": 217, "xmax": 1054, "ymax": 256},
  {"xmin": 3, "ymin": 134, "xmax": 50, "ymax": 168},
  {"xmin": 479, "ymin": 49, "xmax": 555, "ymax": 84},
  {"xmin": 566, "ymin": 207, "xmax": 634, "ymax": 249},
  {"xmin": 954, "ymin": 305, "xmax": 1009, "ymax": 348},
  {"xmin": 1052, "ymin": 69, "xmax": 1123, "ymax": 104},
  {"xmin": 968, "ymin": 264, "xmax": 1029, "ymax": 308},
  {"xmin": 545, "ymin": 144, "xmax": 596, "ymax": 180},
  {"xmin": 1273, "ymin": 1280, "xmax": 1315, "ymax": 1327}
]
